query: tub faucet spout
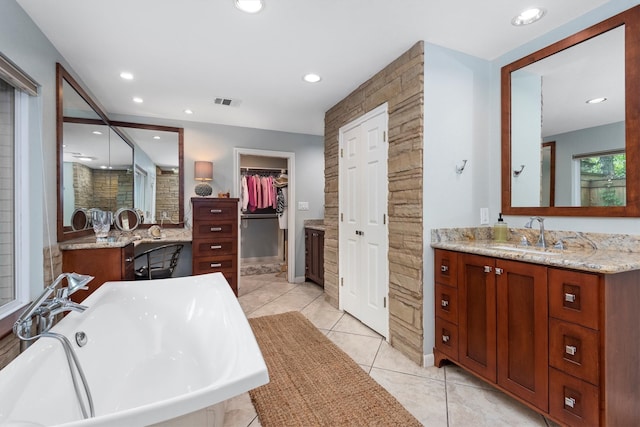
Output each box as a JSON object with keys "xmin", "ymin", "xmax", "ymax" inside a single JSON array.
[{"xmin": 524, "ymin": 216, "xmax": 546, "ymax": 248}]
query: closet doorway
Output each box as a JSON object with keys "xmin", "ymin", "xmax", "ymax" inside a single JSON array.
[{"xmin": 233, "ymin": 148, "xmax": 295, "ymax": 283}]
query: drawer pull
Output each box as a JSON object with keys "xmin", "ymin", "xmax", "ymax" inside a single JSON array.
[
  {"xmin": 210, "ymin": 227, "xmax": 223, "ymax": 232},
  {"xmin": 210, "ymin": 245, "xmax": 222, "ymax": 250},
  {"xmin": 564, "ymin": 397, "xmax": 576, "ymax": 408},
  {"xmin": 442, "ymin": 335, "xmax": 450, "ymax": 343},
  {"xmin": 564, "ymin": 293, "xmax": 576, "ymax": 303},
  {"xmin": 125, "ymin": 257, "xmax": 133, "ymax": 262},
  {"xmin": 441, "ymin": 299, "xmax": 449, "ymax": 307},
  {"xmin": 484, "ymin": 266, "xmax": 492, "ymax": 273},
  {"xmin": 440, "ymin": 265, "xmax": 449, "ymax": 272},
  {"xmin": 210, "ymin": 209, "xmax": 222, "ymax": 214},
  {"xmin": 495, "ymin": 267, "xmax": 504, "ymax": 275},
  {"xmin": 210, "ymin": 263, "xmax": 222, "ymax": 268},
  {"xmin": 565, "ymin": 345, "xmax": 577, "ymax": 356}
]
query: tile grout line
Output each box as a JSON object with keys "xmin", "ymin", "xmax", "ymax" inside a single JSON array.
[{"xmin": 444, "ymin": 366, "xmax": 451, "ymax": 427}]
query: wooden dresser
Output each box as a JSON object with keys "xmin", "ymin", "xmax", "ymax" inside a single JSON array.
[
  {"xmin": 62, "ymin": 243, "xmax": 135, "ymax": 303},
  {"xmin": 191, "ymin": 197, "xmax": 239, "ymax": 295}
]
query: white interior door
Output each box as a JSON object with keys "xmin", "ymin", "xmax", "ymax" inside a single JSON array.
[{"xmin": 339, "ymin": 104, "xmax": 389, "ymax": 338}]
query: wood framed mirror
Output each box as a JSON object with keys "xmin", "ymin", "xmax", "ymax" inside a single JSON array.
[
  {"xmin": 56, "ymin": 63, "xmax": 184, "ymax": 241},
  {"xmin": 501, "ymin": 5, "xmax": 640, "ymax": 217}
]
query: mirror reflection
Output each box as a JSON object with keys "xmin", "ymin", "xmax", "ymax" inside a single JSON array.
[
  {"xmin": 57, "ymin": 63, "xmax": 184, "ymax": 241},
  {"xmin": 510, "ymin": 26, "xmax": 625, "ymax": 207}
]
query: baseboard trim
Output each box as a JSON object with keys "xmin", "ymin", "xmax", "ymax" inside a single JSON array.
[{"xmin": 423, "ymin": 353, "xmax": 435, "ymax": 368}]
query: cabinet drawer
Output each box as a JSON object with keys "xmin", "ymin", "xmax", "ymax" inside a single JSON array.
[
  {"xmin": 192, "ymin": 221, "xmax": 236, "ymax": 239},
  {"xmin": 549, "ymin": 318, "xmax": 599, "ymax": 386},
  {"xmin": 549, "ymin": 368, "xmax": 599, "ymax": 427},
  {"xmin": 435, "ymin": 283, "xmax": 458, "ymax": 325},
  {"xmin": 435, "ymin": 317, "xmax": 459, "ymax": 360},
  {"xmin": 549, "ymin": 269, "xmax": 599, "ymax": 330},
  {"xmin": 193, "ymin": 254, "xmax": 236, "ymax": 275},
  {"xmin": 434, "ymin": 249, "xmax": 458, "ymax": 287},
  {"xmin": 192, "ymin": 201, "xmax": 237, "ymax": 219},
  {"xmin": 192, "ymin": 238, "xmax": 236, "ymax": 258}
]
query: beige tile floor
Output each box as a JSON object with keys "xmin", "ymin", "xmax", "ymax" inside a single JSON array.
[{"xmin": 225, "ymin": 273, "xmax": 556, "ymax": 427}]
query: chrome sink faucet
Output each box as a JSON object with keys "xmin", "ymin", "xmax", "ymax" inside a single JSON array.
[{"xmin": 524, "ymin": 216, "xmax": 546, "ymax": 248}]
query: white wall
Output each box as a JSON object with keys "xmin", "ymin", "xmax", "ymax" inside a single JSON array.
[{"xmin": 423, "ymin": 42, "xmax": 492, "ymax": 358}]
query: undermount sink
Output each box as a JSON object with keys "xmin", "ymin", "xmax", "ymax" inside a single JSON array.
[{"xmin": 488, "ymin": 244, "xmax": 562, "ymax": 256}]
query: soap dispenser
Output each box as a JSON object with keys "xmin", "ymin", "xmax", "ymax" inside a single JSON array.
[{"xmin": 494, "ymin": 213, "xmax": 508, "ymax": 242}]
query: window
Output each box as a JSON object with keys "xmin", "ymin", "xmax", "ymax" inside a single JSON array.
[
  {"xmin": 0, "ymin": 79, "xmax": 15, "ymax": 311},
  {"xmin": 575, "ymin": 151, "xmax": 626, "ymax": 207},
  {"xmin": 0, "ymin": 53, "xmax": 37, "ymax": 318}
]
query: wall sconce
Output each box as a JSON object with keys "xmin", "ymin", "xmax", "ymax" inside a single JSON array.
[{"xmin": 194, "ymin": 161, "xmax": 213, "ymax": 196}]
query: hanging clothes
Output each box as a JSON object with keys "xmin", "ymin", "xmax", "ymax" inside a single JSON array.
[
  {"xmin": 277, "ymin": 187, "xmax": 288, "ymax": 229},
  {"xmin": 241, "ymin": 175, "xmax": 249, "ymax": 211}
]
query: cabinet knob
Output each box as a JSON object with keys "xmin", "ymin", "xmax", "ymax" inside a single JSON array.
[
  {"xmin": 210, "ymin": 227, "xmax": 222, "ymax": 232},
  {"xmin": 210, "ymin": 245, "xmax": 222, "ymax": 250},
  {"xmin": 484, "ymin": 266, "xmax": 492, "ymax": 273},
  {"xmin": 564, "ymin": 396, "xmax": 576, "ymax": 408},
  {"xmin": 442, "ymin": 335, "xmax": 450, "ymax": 343},
  {"xmin": 565, "ymin": 345, "xmax": 577, "ymax": 356},
  {"xmin": 441, "ymin": 299, "xmax": 449, "ymax": 307},
  {"xmin": 440, "ymin": 265, "xmax": 449, "ymax": 272},
  {"xmin": 125, "ymin": 257, "xmax": 133, "ymax": 263},
  {"xmin": 210, "ymin": 209, "xmax": 222, "ymax": 214},
  {"xmin": 495, "ymin": 267, "xmax": 504, "ymax": 275},
  {"xmin": 564, "ymin": 293, "xmax": 576, "ymax": 303},
  {"xmin": 210, "ymin": 263, "xmax": 222, "ymax": 268}
]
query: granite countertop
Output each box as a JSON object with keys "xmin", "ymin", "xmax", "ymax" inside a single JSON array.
[
  {"xmin": 431, "ymin": 227, "xmax": 640, "ymax": 274},
  {"xmin": 59, "ymin": 228, "xmax": 192, "ymax": 250},
  {"xmin": 304, "ymin": 219, "xmax": 325, "ymax": 231}
]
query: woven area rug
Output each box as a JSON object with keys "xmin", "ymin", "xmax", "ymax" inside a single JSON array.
[{"xmin": 248, "ymin": 311, "xmax": 421, "ymax": 426}]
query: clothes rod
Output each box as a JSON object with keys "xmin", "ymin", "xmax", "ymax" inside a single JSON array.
[{"xmin": 241, "ymin": 166, "xmax": 287, "ymax": 173}]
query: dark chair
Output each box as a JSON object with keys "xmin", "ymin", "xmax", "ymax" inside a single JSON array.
[{"xmin": 134, "ymin": 244, "xmax": 184, "ymax": 280}]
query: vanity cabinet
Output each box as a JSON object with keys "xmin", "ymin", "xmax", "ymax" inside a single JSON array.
[
  {"xmin": 62, "ymin": 243, "xmax": 135, "ymax": 303},
  {"xmin": 434, "ymin": 248, "xmax": 640, "ymax": 426},
  {"xmin": 191, "ymin": 198, "xmax": 239, "ymax": 296},
  {"xmin": 305, "ymin": 227, "xmax": 324, "ymax": 286}
]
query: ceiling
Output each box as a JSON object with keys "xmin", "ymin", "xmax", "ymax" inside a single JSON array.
[{"xmin": 17, "ymin": 0, "xmax": 612, "ymax": 136}]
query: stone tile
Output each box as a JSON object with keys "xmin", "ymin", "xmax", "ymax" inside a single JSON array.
[
  {"xmin": 248, "ymin": 291, "xmax": 318, "ymax": 318},
  {"xmin": 445, "ymin": 363, "xmax": 495, "ymax": 391},
  {"xmin": 300, "ymin": 298, "xmax": 344, "ymax": 330},
  {"xmin": 332, "ymin": 313, "xmax": 382, "ymax": 338},
  {"xmin": 447, "ymin": 382, "xmax": 547, "ymax": 427},
  {"xmin": 370, "ymin": 368, "xmax": 448, "ymax": 427},
  {"xmin": 326, "ymin": 330, "xmax": 382, "ymax": 366},
  {"xmin": 223, "ymin": 393, "xmax": 257, "ymax": 427},
  {"xmin": 373, "ymin": 341, "xmax": 444, "ymax": 381}
]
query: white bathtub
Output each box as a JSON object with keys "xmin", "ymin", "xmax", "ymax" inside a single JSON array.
[{"xmin": 0, "ymin": 273, "xmax": 268, "ymax": 427}]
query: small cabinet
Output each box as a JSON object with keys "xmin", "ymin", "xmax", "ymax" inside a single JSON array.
[
  {"xmin": 305, "ymin": 227, "xmax": 324, "ymax": 286},
  {"xmin": 191, "ymin": 198, "xmax": 239, "ymax": 296},
  {"xmin": 62, "ymin": 243, "xmax": 135, "ymax": 302}
]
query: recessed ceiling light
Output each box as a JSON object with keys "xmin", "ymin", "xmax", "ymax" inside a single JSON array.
[
  {"xmin": 184, "ymin": 109, "xmax": 193, "ymax": 115},
  {"xmin": 512, "ymin": 7, "xmax": 546, "ymax": 26},
  {"xmin": 235, "ymin": 0, "xmax": 263, "ymax": 13},
  {"xmin": 586, "ymin": 97, "xmax": 607, "ymax": 104},
  {"xmin": 153, "ymin": 135, "xmax": 161, "ymax": 140},
  {"xmin": 120, "ymin": 72, "xmax": 134, "ymax": 80},
  {"xmin": 133, "ymin": 97, "xmax": 143, "ymax": 103},
  {"xmin": 100, "ymin": 165, "xmax": 108, "ymax": 169},
  {"xmin": 92, "ymin": 131, "xmax": 103, "ymax": 135},
  {"xmin": 303, "ymin": 73, "xmax": 321, "ymax": 83},
  {"xmin": 76, "ymin": 156, "xmax": 93, "ymax": 162}
]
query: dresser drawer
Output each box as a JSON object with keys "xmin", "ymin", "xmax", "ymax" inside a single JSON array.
[
  {"xmin": 192, "ymin": 200, "xmax": 237, "ymax": 219},
  {"xmin": 435, "ymin": 317, "xmax": 459, "ymax": 360},
  {"xmin": 192, "ymin": 221, "xmax": 236, "ymax": 239},
  {"xmin": 549, "ymin": 318, "xmax": 599, "ymax": 385},
  {"xmin": 435, "ymin": 283, "xmax": 458, "ymax": 325},
  {"xmin": 549, "ymin": 269, "xmax": 599, "ymax": 330},
  {"xmin": 193, "ymin": 254, "xmax": 236, "ymax": 275},
  {"xmin": 192, "ymin": 238, "xmax": 236, "ymax": 258},
  {"xmin": 434, "ymin": 249, "xmax": 458, "ymax": 287},
  {"xmin": 549, "ymin": 368, "xmax": 599, "ymax": 427}
]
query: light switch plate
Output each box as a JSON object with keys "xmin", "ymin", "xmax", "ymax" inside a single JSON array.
[
  {"xmin": 298, "ymin": 201, "xmax": 309, "ymax": 211},
  {"xmin": 480, "ymin": 208, "xmax": 489, "ymax": 225}
]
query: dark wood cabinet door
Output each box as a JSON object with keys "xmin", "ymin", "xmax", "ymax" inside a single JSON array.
[
  {"xmin": 305, "ymin": 228, "xmax": 324, "ymax": 286},
  {"xmin": 496, "ymin": 259, "xmax": 548, "ymax": 411},
  {"xmin": 458, "ymin": 253, "xmax": 497, "ymax": 382}
]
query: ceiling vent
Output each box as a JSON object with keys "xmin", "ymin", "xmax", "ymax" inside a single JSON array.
[{"xmin": 213, "ymin": 97, "xmax": 241, "ymax": 107}]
